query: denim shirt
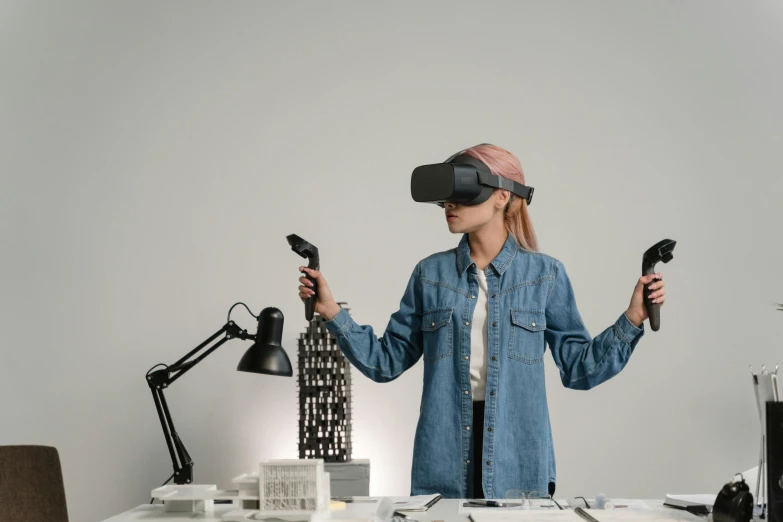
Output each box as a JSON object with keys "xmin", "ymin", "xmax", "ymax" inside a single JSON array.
[{"xmin": 322, "ymin": 232, "xmax": 644, "ymax": 498}]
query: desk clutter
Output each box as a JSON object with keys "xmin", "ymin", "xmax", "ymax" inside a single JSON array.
[
  {"xmin": 460, "ymin": 497, "xmax": 688, "ymax": 522},
  {"xmin": 466, "ymin": 511, "xmax": 683, "ymax": 522},
  {"xmin": 149, "ymin": 458, "xmax": 437, "ymax": 522},
  {"xmin": 459, "ymin": 498, "xmax": 651, "ymax": 514},
  {"xmin": 103, "ymin": 499, "xmax": 707, "ymax": 522},
  {"xmin": 151, "ymin": 459, "xmax": 332, "ymax": 518}
]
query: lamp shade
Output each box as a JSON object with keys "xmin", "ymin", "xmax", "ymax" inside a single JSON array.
[{"xmin": 238, "ymin": 307, "xmax": 293, "ymax": 376}]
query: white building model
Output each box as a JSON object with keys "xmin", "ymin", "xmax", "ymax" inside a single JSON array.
[
  {"xmin": 257, "ymin": 459, "xmax": 330, "ymax": 515},
  {"xmin": 151, "ymin": 458, "xmax": 331, "ymax": 521}
]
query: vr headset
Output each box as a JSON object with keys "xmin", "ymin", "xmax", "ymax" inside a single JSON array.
[{"xmin": 410, "ymin": 149, "xmax": 534, "ymax": 208}]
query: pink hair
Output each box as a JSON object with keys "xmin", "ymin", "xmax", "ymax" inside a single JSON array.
[{"xmin": 457, "ymin": 143, "xmax": 539, "ymax": 252}]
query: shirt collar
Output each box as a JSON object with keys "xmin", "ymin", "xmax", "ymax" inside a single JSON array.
[{"xmin": 456, "ymin": 232, "xmax": 519, "ymax": 276}]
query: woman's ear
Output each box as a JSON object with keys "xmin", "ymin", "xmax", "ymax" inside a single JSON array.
[{"xmin": 494, "ymin": 189, "xmax": 511, "ymax": 210}]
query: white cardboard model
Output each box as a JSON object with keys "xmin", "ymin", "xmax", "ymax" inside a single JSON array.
[
  {"xmin": 152, "ymin": 459, "xmax": 333, "ymax": 520},
  {"xmin": 150, "ymin": 458, "xmax": 392, "ymax": 521},
  {"xmin": 224, "ymin": 459, "xmax": 331, "ymax": 520},
  {"xmin": 151, "ymin": 470, "xmax": 260, "ymax": 512}
]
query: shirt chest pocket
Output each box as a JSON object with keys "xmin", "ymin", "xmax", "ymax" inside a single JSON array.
[
  {"xmin": 508, "ymin": 309, "xmax": 546, "ymax": 364},
  {"xmin": 421, "ymin": 308, "xmax": 453, "ymax": 362}
]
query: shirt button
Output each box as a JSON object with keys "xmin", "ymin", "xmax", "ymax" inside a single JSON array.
[
  {"xmin": 465, "ymin": 321, "xmax": 470, "ymax": 326},
  {"xmin": 487, "ymin": 427, "xmax": 493, "ymax": 432},
  {"xmin": 492, "ymin": 294, "xmax": 496, "ymax": 298},
  {"xmin": 431, "ymin": 322, "xmax": 435, "ymax": 326},
  {"xmin": 466, "ymin": 426, "xmax": 470, "ymax": 431},
  {"xmin": 471, "ymin": 295, "xmax": 476, "ymax": 299},
  {"xmin": 490, "ymin": 391, "xmax": 495, "ymax": 396},
  {"xmin": 465, "ymin": 356, "xmax": 469, "ymax": 360},
  {"xmin": 486, "ymin": 461, "xmax": 491, "ymax": 466},
  {"xmin": 464, "ymin": 390, "xmax": 469, "ymax": 395},
  {"xmin": 492, "ymin": 322, "xmax": 497, "ymax": 327},
  {"xmin": 532, "ymin": 322, "xmax": 536, "ymax": 327},
  {"xmin": 491, "ymin": 356, "xmax": 496, "ymax": 361},
  {"xmin": 466, "ymin": 459, "xmax": 470, "ymax": 464}
]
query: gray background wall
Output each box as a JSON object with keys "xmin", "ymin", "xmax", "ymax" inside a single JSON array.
[{"xmin": 2, "ymin": 1, "xmax": 782, "ymax": 521}]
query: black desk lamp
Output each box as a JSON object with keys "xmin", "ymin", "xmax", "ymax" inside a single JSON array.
[{"xmin": 145, "ymin": 304, "xmax": 292, "ymax": 486}]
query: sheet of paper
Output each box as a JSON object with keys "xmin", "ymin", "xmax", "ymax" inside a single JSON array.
[
  {"xmin": 606, "ymin": 500, "xmax": 651, "ymax": 511},
  {"xmin": 564, "ymin": 499, "xmax": 650, "ymax": 511},
  {"xmin": 663, "ymin": 494, "xmax": 717, "ymax": 507},
  {"xmin": 390, "ymin": 493, "xmax": 441, "ymax": 510},
  {"xmin": 331, "ymin": 495, "xmax": 439, "ymax": 512}
]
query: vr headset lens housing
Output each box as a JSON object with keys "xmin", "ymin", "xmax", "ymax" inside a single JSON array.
[
  {"xmin": 411, "ymin": 163, "xmax": 495, "ymax": 207},
  {"xmin": 411, "ymin": 154, "xmax": 534, "ymax": 208}
]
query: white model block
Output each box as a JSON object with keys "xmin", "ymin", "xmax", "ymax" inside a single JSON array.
[
  {"xmin": 258, "ymin": 459, "xmax": 330, "ymax": 516},
  {"xmin": 232, "ymin": 472, "xmax": 261, "ymax": 509},
  {"xmin": 151, "ymin": 484, "xmax": 244, "ymax": 512},
  {"xmin": 152, "ymin": 484, "xmax": 217, "ymax": 512},
  {"xmin": 165, "ymin": 498, "xmax": 210, "ymax": 513},
  {"xmin": 233, "ymin": 472, "xmax": 261, "ymax": 498}
]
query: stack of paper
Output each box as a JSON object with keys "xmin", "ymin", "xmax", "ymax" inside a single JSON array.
[
  {"xmin": 663, "ymin": 494, "xmax": 716, "ymax": 508},
  {"xmin": 392, "ymin": 494, "xmax": 442, "ymax": 512}
]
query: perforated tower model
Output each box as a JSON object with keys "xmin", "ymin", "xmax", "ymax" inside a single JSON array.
[{"xmin": 297, "ymin": 302, "xmax": 352, "ymax": 462}]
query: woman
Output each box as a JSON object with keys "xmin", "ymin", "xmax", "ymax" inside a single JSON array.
[{"xmin": 295, "ymin": 143, "xmax": 666, "ymax": 500}]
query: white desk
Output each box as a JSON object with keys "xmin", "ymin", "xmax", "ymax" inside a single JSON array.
[{"xmin": 101, "ymin": 499, "xmax": 701, "ymax": 522}]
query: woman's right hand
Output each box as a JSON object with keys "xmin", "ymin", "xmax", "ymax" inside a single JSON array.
[{"xmin": 298, "ymin": 267, "xmax": 341, "ymax": 320}]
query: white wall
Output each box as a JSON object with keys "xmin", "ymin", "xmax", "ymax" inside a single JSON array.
[{"xmin": 2, "ymin": 1, "xmax": 782, "ymax": 520}]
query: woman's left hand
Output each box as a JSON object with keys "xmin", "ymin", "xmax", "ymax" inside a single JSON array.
[{"xmin": 625, "ymin": 273, "xmax": 666, "ymax": 327}]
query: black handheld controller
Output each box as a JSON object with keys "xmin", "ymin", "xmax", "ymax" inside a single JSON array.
[
  {"xmin": 641, "ymin": 239, "xmax": 676, "ymax": 332},
  {"xmin": 286, "ymin": 234, "xmax": 320, "ymax": 321}
]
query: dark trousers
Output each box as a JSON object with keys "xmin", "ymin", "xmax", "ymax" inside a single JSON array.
[
  {"xmin": 471, "ymin": 400, "xmax": 556, "ymax": 500},
  {"xmin": 472, "ymin": 400, "xmax": 485, "ymax": 499}
]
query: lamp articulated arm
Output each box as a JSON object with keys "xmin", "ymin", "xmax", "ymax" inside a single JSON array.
[
  {"xmin": 144, "ymin": 305, "xmax": 292, "ymax": 487},
  {"xmin": 146, "ymin": 321, "xmax": 251, "ymax": 485}
]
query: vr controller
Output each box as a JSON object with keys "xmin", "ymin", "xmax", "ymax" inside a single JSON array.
[
  {"xmin": 642, "ymin": 239, "xmax": 676, "ymax": 332},
  {"xmin": 286, "ymin": 234, "xmax": 320, "ymax": 321}
]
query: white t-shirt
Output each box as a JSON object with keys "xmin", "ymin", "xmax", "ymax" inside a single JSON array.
[{"xmin": 470, "ymin": 269, "xmax": 489, "ymax": 401}]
